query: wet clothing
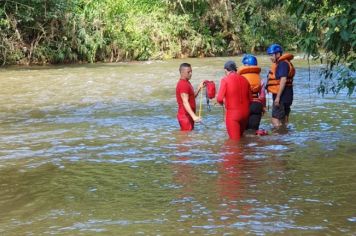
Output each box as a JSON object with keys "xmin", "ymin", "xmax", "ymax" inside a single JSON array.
[
  {"xmin": 176, "ymin": 79, "xmax": 196, "ymax": 131},
  {"xmin": 217, "ymin": 72, "xmax": 252, "ymax": 140},
  {"xmin": 248, "ymin": 84, "xmax": 266, "ymax": 130},
  {"xmin": 247, "ymin": 101, "xmax": 264, "ymax": 130},
  {"xmin": 177, "ymin": 113, "xmax": 194, "ymax": 131},
  {"xmin": 247, "ymin": 96, "xmax": 264, "ymax": 130},
  {"xmin": 247, "ymin": 86, "xmax": 266, "ymax": 130},
  {"xmin": 272, "ymin": 94, "xmax": 291, "ymax": 119},
  {"xmin": 271, "ymin": 61, "xmax": 293, "ymax": 119}
]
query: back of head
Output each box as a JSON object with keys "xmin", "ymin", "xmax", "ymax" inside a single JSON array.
[
  {"xmin": 242, "ymin": 54, "xmax": 258, "ymax": 66},
  {"xmin": 179, "ymin": 63, "xmax": 191, "ymax": 73},
  {"xmin": 267, "ymin": 44, "xmax": 283, "ymax": 55},
  {"xmin": 224, "ymin": 60, "xmax": 237, "ymax": 72}
]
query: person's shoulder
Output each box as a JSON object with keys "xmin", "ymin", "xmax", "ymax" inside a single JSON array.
[
  {"xmin": 176, "ymin": 79, "xmax": 186, "ymax": 88},
  {"xmin": 278, "ymin": 61, "xmax": 289, "ymax": 68},
  {"xmin": 277, "ymin": 61, "xmax": 289, "ymax": 72},
  {"xmin": 177, "ymin": 79, "xmax": 193, "ymax": 91},
  {"xmin": 177, "ymin": 79, "xmax": 188, "ymax": 85},
  {"xmin": 220, "ymin": 76, "xmax": 228, "ymax": 82}
]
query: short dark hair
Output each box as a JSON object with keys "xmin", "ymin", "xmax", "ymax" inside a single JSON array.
[
  {"xmin": 224, "ymin": 60, "xmax": 237, "ymax": 72},
  {"xmin": 179, "ymin": 63, "xmax": 191, "ymax": 73}
]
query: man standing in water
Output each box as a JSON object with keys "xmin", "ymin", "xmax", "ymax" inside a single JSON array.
[
  {"xmin": 176, "ymin": 63, "xmax": 204, "ymax": 131},
  {"xmin": 266, "ymin": 44, "xmax": 295, "ymax": 128},
  {"xmin": 216, "ymin": 61, "xmax": 252, "ymax": 140}
]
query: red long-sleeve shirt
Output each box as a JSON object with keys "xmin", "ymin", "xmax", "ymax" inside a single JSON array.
[{"xmin": 217, "ymin": 72, "xmax": 252, "ymax": 110}]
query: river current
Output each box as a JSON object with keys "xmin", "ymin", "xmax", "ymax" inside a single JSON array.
[{"xmin": 0, "ymin": 57, "xmax": 355, "ymax": 235}]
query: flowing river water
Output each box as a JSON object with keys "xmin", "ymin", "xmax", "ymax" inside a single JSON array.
[{"xmin": 0, "ymin": 57, "xmax": 355, "ymax": 235}]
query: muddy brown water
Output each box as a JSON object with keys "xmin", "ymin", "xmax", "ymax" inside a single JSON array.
[{"xmin": 0, "ymin": 57, "xmax": 355, "ymax": 235}]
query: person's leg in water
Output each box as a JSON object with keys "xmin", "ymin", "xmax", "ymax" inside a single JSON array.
[
  {"xmin": 272, "ymin": 102, "xmax": 286, "ymax": 129},
  {"xmin": 177, "ymin": 114, "xmax": 194, "ymax": 131},
  {"xmin": 271, "ymin": 94, "xmax": 283, "ymax": 128},
  {"xmin": 247, "ymin": 101, "xmax": 263, "ymax": 130},
  {"xmin": 226, "ymin": 118, "xmax": 241, "ymax": 140},
  {"xmin": 240, "ymin": 118, "xmax": 248, "ymax": 137},
  {"xmin": 225, "ymin": 110, "xmax": 249, "ymax": 140},
  {"xmin": 283, "ymin": 103, "xmax": 291, "ymax": 126}
]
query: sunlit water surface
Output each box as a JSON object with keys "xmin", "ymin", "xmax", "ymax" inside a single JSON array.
[{"xmin": 0, "ymin": 57, "xmax": 355, "ymax": 235}]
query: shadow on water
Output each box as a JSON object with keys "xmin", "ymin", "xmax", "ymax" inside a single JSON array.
[{"xmin": 0, "ymin": 57, "xmax": 355, "ymax": 235}]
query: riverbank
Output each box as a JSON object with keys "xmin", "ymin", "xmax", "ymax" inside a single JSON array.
[{"xmin": 1, "ymin": 0, "xmax": 298, "ymax": 66}]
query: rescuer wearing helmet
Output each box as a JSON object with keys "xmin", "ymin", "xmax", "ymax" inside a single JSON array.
[
  {"xmin": 266, "ymin": 44, "xmax": 295, "ymax": 128},
  {"xmin": 238, "ymin": 54, "xmax": 266, "ymax": 132}
]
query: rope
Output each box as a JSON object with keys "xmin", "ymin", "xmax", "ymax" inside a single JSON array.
[{"xmin": 198, "ymin": 87, "xmax": 203, "ymax": 117}]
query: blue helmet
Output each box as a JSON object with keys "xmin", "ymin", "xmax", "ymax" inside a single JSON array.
[
  {"xmin": 267, "ymin": 44, "xmax": 283, "ymax": 55},
  {"xmin": 242, "ymin": 54, "xmax": 258, "ymax": 66}
]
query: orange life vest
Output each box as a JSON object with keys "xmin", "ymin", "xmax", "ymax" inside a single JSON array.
[
  {"xmin": 266, "ymin": 53, "xmax": 295, "ymax": 94},
  {"xmin": 238, "ymin": 66, "xmax": 262, "ymax": 98}
]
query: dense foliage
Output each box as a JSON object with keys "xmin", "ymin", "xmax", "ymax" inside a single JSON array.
[
  {"xmin": 0, "ymin": 0, "xmax": 354, "ymax": 94},
  {"xmin": 0, "ymin": 0, "xmax": 297, "ymax": 65},
  {"xmin": 287, "ymin": 0, "xmax": 355, "ymax": 95}
]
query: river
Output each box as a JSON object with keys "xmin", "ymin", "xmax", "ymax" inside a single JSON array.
[{"xmin": 0, "ymin": 57, "xmax": 355, "ymax": 235}]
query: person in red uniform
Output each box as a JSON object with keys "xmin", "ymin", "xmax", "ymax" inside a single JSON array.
[
  {"xmin": 176, "ymin": 63, "xmax": 204, "ymax": 131},
  {"xmin": 216, "ymin": 61, "xmax": 252, "ymax": 140}
]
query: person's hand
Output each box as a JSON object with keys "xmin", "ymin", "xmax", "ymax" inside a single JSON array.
[
  {"xmin": 274, "ymin": 97, "xmax": 280, "ymax": 107},
  {"xmin": 199, "ymin": 81, "xmax": 206, "ymax": 90},
  {"xmin": 262, "ymin": 107, "xmax": 266, "ymax": 115},
  {"xmin": 193, "ymin": 115, "xmax": 202, "ymax": 123}
]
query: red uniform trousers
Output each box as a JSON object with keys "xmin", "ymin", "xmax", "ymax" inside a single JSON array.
[
  {"xmin": 177, "ymin": 113, "xmax": 194, "ymax": 131},
  {"xmin": 225, "ymin": 109, "xmax": 249, "ymax": 140}
]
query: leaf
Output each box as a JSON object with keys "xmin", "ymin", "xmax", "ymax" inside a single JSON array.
[
  {"xmin": 340, "ymin": 30, "xmax": 349, "ymax": 41},
  {"xmin": 296, "ymin": 4, "xmax": 305, "ymax": 16}
]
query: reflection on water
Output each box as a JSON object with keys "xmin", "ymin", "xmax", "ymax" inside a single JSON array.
[{"xmin": 0, "ymin": 57, "xmax": 355, "ymax": 235}]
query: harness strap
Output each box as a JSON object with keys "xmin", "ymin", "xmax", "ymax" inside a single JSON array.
[{"xmin": 206, "ymin": 89, "xmax": 211, "ymax": 112}]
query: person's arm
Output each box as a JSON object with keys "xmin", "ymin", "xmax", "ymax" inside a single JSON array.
[
  {"xmin": 216, "ymin": 79, "xmax": 226, "ymax": 105},
  {"xmin": 181, "ymin": 93, "xmax": 201, "ymax": 122},
  {"xmin": 259, "ymin": 82, "xmax": 266, "ymax": 107},
  {"xmin": 274, "ymin": 62, "xmax": 289, "ymax": 106},
  {"xmin": 248, "ymin": 83, "xmax": 253, "ymax": 104},
  {"xmin": 274, "ymin": 77, "xmax": 286, "ymax": 106},
  {"xmin": 259, "ymin": 82, "xmax": 267, "ymax": 114},
  {"xmin": 194, "ymin": 81, "xmax": 205, "ymax": 97}
]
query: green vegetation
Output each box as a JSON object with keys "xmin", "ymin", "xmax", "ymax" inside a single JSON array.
[
  {"xmin": 287, "ymin": 0, "xmax": 355, "ymax": 95},
  {"xmin": 0, "ymin": 0, "xmax": 299, "ymax": 64},
  {"xmin": 0, "ymin": 0, "xmax": 354, "ymax": 94}
]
